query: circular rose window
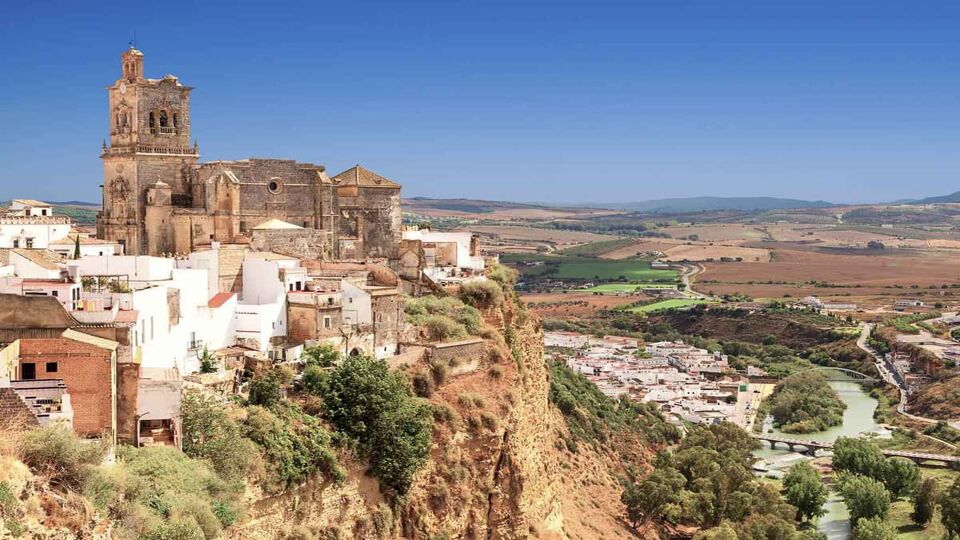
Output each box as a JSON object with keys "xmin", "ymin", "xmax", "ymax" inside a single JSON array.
[{"xmin": 268, "ymin": 178, "xmax": 283, "ymax": 194}]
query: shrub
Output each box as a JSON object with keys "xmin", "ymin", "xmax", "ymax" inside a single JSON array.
[
  {"xmin": 301, "ymin": 365, "xmax": 329, "ymax": 395},
  {"xmin": 458, "ymin": 393, "xmax": 485, "ymax": 409},
  {"xmin": 480, "ymin": 411, "xmax": 499, "ymax": 432},
  {"xmin": 429, "ymin": 360, "xmax": 449, "ymax": 385},
  {"xmin": 411, "ymin": 370, "xmax": 435, "ymax": 398},
  {"xmin": 19, "ymin": 426, "xmax": 105, "ymax": 485},
  {"xmin": 405, "ymin": 295, "xmax": 483, "ymax": 339},
  {"xmin": 322, "ymin": 356, "xmax": 433, "ymax": 495},
  {"xmin": 488, "ymin": 365, "xmax": 503, "ymax": 379},
  {"xmin": 180, "ymin": 391, "xmax": 255, "ymax": 482},
  {"xmin": 243, "ymin": 405, "xmax": 344, "ymax": 491},
  {"xmin": 140, "ymin": 520, "xmax": 206, "ymax": 540},
  {"xmin": 301, "ymin": 343, "xmax": 341, "ymax": 368},
  {"xmin": 423, "ymin": 315, "xmax": 468, "ymax": 342},
  {"xmin": 459, "ymin": 280, "xmax": 504, "ymax": 308},
  {"xmin": 488, "ymin": 264, "xmax": 518, "ymax": 288},
  {"xmin": 85, "ymin": 445, "xmax": 242, "ymax": 540},
  {"xmin": 198, "ymin": 348, "xmax": 218, "ymax": 374},
  {"xmin": 248, "ymin": 367, "xmax": 294, "ymax": 407}
]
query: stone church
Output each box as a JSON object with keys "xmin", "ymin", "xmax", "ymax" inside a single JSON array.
[{"xmin": 97, "ymin": 48, "xmax": 402, "ymax": 259}]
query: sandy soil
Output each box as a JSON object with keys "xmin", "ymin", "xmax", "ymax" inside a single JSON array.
[
  {"xmin": 701, "ymin": 248, "xmax": 960, "ymax": 287},
  {"xmin": 659, "ymin": 244, "xmax": 770, "ymax": 263},
  {"xmin": 521, "ymin": 291, "xmax": 639, "ymax": 317}
]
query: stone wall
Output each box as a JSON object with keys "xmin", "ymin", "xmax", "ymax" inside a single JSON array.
[
  {"xmin": 428, "ymin": 338, "xmax": 485, "ymax": 372},
  {"xmin": 251, "ymin": 228, "xmax": 333, "ymax": 260}
]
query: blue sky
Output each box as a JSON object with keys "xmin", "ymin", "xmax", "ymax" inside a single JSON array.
[{"xmin": 2, "ymin": 0, "xmax": 960, "ymax": 204}]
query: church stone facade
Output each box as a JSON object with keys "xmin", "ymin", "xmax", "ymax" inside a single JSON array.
[{"xmin": 97, "ymin": 48, "xmax": 401, "ymax": 260}]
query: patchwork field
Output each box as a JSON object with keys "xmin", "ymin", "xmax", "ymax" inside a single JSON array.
[
  {"xmin": 461, "ymin": 225, "xmax": 615, "ymax": 247},
  {"xmin": 658, "ymin": 244, "xmax": 770, "ymax": 263},
  {"xmin": 626, "ymin": 299, "xmax": 708, "ymax": 313},
  {"xmin": 585, "ymin": 283, "xmax": 676, "ymax": 293},
  {"xmin": 551, "ymin": 259, "xmax": 676, "ymax": 281}
]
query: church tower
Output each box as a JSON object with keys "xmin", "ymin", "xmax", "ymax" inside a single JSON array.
[{"xmin": 97, "ymin": 47, "xmax": 199, "ymax": 255}]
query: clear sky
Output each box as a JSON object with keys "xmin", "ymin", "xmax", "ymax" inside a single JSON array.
[{"xmin": 2, "ymin": 0, "xmax": 960, "ymax": 204}]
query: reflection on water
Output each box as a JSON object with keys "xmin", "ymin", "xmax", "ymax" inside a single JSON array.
[{"xmin": 752, "ymin": 382, "xmax": 879, "ymax": 540}]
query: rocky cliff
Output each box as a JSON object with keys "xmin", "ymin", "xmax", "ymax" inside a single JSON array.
[{"xmin": 231, "ymin": 292, "xmax": 637, "ymax": 540}]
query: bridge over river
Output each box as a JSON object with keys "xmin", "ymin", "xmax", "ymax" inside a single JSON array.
[{"xmin": 752, "ymin": 434, "xmax": 959, "ymax": 467}]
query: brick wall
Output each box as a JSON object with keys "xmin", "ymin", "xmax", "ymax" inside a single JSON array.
[{"xmin": 18, "ymin": 339, "xmax": 115, "ymax": 437}]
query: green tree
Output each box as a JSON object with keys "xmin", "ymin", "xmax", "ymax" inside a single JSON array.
[
  {"xmin": 851, "ymin": 516, "xmax": 896, "ymax": 540},
  {"xmin": 301, "ymin": 343, "xmax": 340, "ymax": 368},
  {"xmin": 322, "ymin": 355, "xmax": 432, "ymax": 495},
  {"xmin": 198, "ymin": 348, "xmax": 218, "ymax": 374},
  {"xmin": 693, "ymin": 522, "xmax": 738, "ymax": 540},
  {"xmin": 621, "ymin": 466, "xmax": 685, "ymax": 527},
  {"xmin": 882, "ymin": 458, "xmax": 919, "ymax": 499},
  {"xmin": 782, "ymin": 461, "xmax": 828, "ymax": 522},
  {"xmin": 941, "ymin": 476, "xmax": 960, "ymax": 539},
  {"xmin": 179, "ymin": 391, "xmax": 254, "ymax": 482},
  {"xmin": 765, "ymin": 371, "xmax": 846, "ymax": 433},
  {"xmin": 840, "ymin": 474, "xmax": 891, "ymax": 526},
  {"xmin": 911, "ymin": 477, "xmax": 937, "ymax": 528},
  {"xmin": 832, "ymin": 438, "xmax": 888, "ymax": 480},
  {"xmin": 247, "ymin": 367, "xmax": 293, "ymax": 408},
  {"xmin": 301, "ymin": 365, "xmax": 328, "ymax": 395}
]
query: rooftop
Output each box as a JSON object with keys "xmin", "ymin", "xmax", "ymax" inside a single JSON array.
[{"xmin": 330, "ymin": 165, "xmax": 401, "ymax": 189}]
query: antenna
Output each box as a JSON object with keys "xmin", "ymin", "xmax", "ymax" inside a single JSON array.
[{"xmin": 129, "ymin": 30, "xmax": 137, "ymax": 49}]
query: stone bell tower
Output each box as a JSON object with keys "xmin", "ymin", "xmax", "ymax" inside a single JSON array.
[{"xmin": 97, "ymin": 47, "xmax": 199, "ymax": 255}]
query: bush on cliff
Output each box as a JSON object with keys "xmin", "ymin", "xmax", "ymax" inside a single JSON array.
[
  {"xmin": 405, "ymin": 295, "xmax": 482, "ymax": 341},
  {"xmin": 18, "ymin": 425, "xmax": 106, "ymax": 486},
  {"xmin": 83, "ymin": 445, "xmax": 242, "ymax": 540},
  {"xmin": 459, "ymin": 279, "xmax": 504, "ymax": 308},
  {"xmin": 322, "ymin": 355, "xmax": 432, "ymax": 496}
]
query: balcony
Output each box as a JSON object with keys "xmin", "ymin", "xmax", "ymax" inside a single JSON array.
[{"xmin": 149, "ymin": 126, "xmax": 178, "ymax": 136}]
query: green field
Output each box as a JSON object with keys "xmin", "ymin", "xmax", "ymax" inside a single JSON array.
[
  {"xmin": 557, "ymin": 238, "xmax": 635, "ymax": 257},
  {"xmin": 626, "ymin": 299, "xmax": 707, "ymax": 313},
  {"xmin": 586, "ymin": 283, "xmax": 677, "ymax": 293},
  {"xmin": 553, "ymin": 259, "xmax": 676, "ymax": 281}
]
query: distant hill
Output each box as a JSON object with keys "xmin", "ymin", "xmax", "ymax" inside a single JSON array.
[
  {"xmin": 903, "ymin": 191, "xmax": 960, "ymax": 205},
  {"xmin": 0, "ymin": 199, "xmax": 99, "ymax": 225},
  {"xmin": 578, "ymin": 196, "xmax": 835, "ymax": 213}
]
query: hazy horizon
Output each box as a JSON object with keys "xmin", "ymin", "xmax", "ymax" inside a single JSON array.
[{"xmin": 4, "ymin": 1, "xmax": 960, "ymax": 204}]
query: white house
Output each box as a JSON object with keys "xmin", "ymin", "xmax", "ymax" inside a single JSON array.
[{"xmin": 1, "ymin": 200, "xmax": 72, "ymax": 250}]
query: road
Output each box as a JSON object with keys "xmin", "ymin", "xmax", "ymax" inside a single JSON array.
[
  {"xmin": 855, "ymin": 323, "xmax": 959, "ymax": 431},
  {"xmin": 678, "ymin": 263, "xmax": 709, "ymax": 299}
]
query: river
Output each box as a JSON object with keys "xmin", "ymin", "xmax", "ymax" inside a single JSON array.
[{"xmin": 752, "ymin": 381, "xmax": 883, "ymax": 540}]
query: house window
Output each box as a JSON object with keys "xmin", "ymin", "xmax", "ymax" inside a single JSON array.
[
  {"xmin": 51, "ymin": 291, "xmax": 58, "ymax": 298},
  {"xmin": 45, "ymin": 362, "xmax": 58, "ymax": 373},
  {"xmin": 25, "ymin": 238, "xmax": 33, "ymax": 248},
  {"xmin": 324, "ymin": 316, "xmax": 331, "ymax": 329},
  {"xmin": 12, "ymin": 239, "xmax": 18, "ymax": 248},
  {"xmin": 21, "ymin": 363, "xmax": 36, "ymax": 380}
]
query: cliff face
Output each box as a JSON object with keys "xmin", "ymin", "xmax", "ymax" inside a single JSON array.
[{"xmin": 232, "ymin": 294, "xmax": 636, "ymax": 540}]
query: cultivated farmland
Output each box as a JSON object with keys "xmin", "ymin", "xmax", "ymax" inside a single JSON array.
[{"xmin": 626, "ymin": 299, "xmax": 708, "ymax": 313}]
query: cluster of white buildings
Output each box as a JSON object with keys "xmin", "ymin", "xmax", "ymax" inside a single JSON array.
[
  {"xmin": 546, "ymin": 331, "xmax": 741, "ymax": 425},
  {"xmin": 1, "ymin": 201, "xmax": 491, "ymax": 448}
]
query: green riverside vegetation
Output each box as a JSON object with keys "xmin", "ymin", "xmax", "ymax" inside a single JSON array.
[{"xmin": 764, "ymin": 370, "xmax": 847, "ymax": 433}]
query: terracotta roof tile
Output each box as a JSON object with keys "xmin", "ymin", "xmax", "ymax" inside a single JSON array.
[{"xmin": 208, "ymin": 292, "xmax": 235, "ymax": 308}]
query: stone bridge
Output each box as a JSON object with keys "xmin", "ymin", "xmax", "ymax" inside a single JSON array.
[
  {"xmin": 810, "ymin": 366, "xmax": 880, "ymax": 384},
  {"xmin": 751, "ymin": 434, "xmax": 959, "ymax": 467}
]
